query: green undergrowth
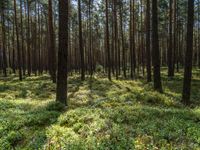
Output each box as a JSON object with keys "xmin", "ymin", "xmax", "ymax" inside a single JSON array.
[{"xmin": 0, "ymin": 69, "xmax": 200, "ymax": 149}]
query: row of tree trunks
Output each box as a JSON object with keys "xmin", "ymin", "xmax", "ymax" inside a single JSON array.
[{"xmin": 0, "ymin": 0, "xmax": 196, "ymax": 106}]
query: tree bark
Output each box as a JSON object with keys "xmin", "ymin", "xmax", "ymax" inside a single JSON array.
[
  {"xmin": 78, "ymin": 0, "xmax": 85, "ymax": 81},
  {"xmin": 146, "ymin": 0, "xmax": 151, "ymax": 82},
  {"xmin": 106, "ymin": 0, "xmax": 111, "ymax": 80},
  {"xmin": 56, "ymin": 0, "xmax": 69, "ymax": 105},
  {"xmin": 182, "ymin": 0, "xmax": 194, "ymax": 105},
  {"xmin": 152, "ymin": 0, "xmax": 163, "ymax": 92},
  {"xmin": 48, "ymin": 0, "xmax": 57, "ymax": 83},
  {"xmin": 168, "ymin": 0, "xmax": 174, "ymax": 77},
  {"xmin": 1, "ymin": 1, "xmax": 7, "ymax": 77},
  {"xmin": 20, "ymin": 0, "xmax": 26, "ymax": 76},
  {"xmin": 14, "ymin": 0, "xmax": 22, "ymax": 80},
  {"xmin": 27, "ymin": 0, "xmax": 31, "ymax": 76}
]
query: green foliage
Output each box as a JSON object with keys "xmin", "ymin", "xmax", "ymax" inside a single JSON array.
[
  {"xmin": 0, "ymin": 69, "xmax": 200, "ymax": 149},
  {"xmin": 95, "ymin": 64, "xmax": 104, "ymax": 73}
]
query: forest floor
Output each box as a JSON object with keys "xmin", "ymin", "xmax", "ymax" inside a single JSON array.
[{"xmin": 0, "ymin": 69, "xmax": 200, "ymax": 150}]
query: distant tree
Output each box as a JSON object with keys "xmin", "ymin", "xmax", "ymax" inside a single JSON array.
[
  {"xmin": 182, "ymin": 0, "xmax": 194, "ymax": 105},
  {"xmin": 48, "ymin": 0, "xmax": 56, "ymax": 83},
  {"xmin": 27, "ymin": 0, "xmax": 31, "ymax": 76},
  {"xmin": 130, "ymin": 0, "xmax": 136, "ymax": 79},
  {"xmin": 14, "ymin": 0, "xmax": 22, "ymax": 80},
  {"xmin": 173, "ymin": 0, "xmax": 177, "ymax": 74},
  {"xmin": 88, "ymin": 0, "xmax": 93, "ymax": 77},
  {"xmin": 12, "ymin": 15, "xmax": 16, "ymax": 74},
  {"xmin": 78, "ymin": 0, "xmax": 85, "ymax": 81},
  {"xmin": 146, "ymin": 0, "xmax": 151, "ymax": 82},
  {"xmin": 119, "ymin": 2, "xmax": 126, "ymax": 78},
  {"xmin": 168, "ymin": 0, "xmax": 174, "ymax": 77},
  {"xmin": 105, "ymin": 0, "xmax": 111, "ymax": 81},
  {"xmin": 113, "ymin": 0, "xmax": 119, "ymax": 80},
  {"xmin": 20, "ymin": 0, "xmax": 26, "ymax": 76}
]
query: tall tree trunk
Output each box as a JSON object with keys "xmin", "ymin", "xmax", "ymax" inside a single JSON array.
[
  {"xmin": 27, "ymin": 0, "xmax": 31, "ymax": 76},
  {"xmin": 48, "ymin": 0, "xmax": 57, "ymax": 83},
  {"xmin": 146, "ymin": 0, "xmax": 151, "ymax": 82},
  {"xmin": 37, "ymin": 4, "xmax": 41, "ymax": 75},
  {"xmin": 198, "ymin": 0, "xmax": 200, "ymax": 68},
  {"xmin": 152, "ymin": 0, "xmax": 163, "ymax": 92},
  {"xmin": 88, "ymin": 0, "xmax": 93, "ymax": 77},
  {"xmin": 20, "ymin": 0, "xmax": 26, "ymax": 76},
  {"xmin": 120, "ymin": 4, "xmax": 126, "ymax": 78},
  {"xmin": 130, "ymin": 0, "xmax": 136, "ymax": 79},
  {"xmin": 56, "ymin": 0, "xmax": 69, "ymax": 105},
  {"xmin": 173, "ymin": 0, "xmax": 177, "ymax": 73},
  {"xmin": 1, "ymin": 1, "xmax": 7, "ymax": 77},
  {"xmin": 168, "ymin": 0, "xmax": 174, "ymax": 77},
  {"xmin": 78, "ymin": 0, "xmax": 85, "ymax": 80},
  {"xmin": 12, "ymin": 17, "xmax": 16, "ymax": 74},
  {"xmin": 33, "ymin": 1, "xmax": 37, "ymax": 76},
  {"xmin": 182, "ymin": 0, "xmax": 194, "ymax": 105},
  {"xmin": 14, "ymin": 0, "xmax": 22, "ymax": 81},
  {"xmin": 113, "ymin": 0, "xmax": 118, "ymax": 79},
  {"xmin": 7, "ymin": 21, "xmax": 11, "ymax": 72},
  {"xmin": 106, "ymin": 0, "xmax": 111, "ymax": 80}
]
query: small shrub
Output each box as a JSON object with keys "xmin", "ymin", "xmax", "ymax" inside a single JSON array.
[
  {"xmin": 6, "ymin": 131, "xmax": 24, "ymax": 146},
  {"xmin": 96, "ymin": 64, "xmax": 103, "ymax": 72}
]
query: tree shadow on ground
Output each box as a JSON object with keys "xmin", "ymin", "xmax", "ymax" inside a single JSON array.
[
  {"xmin": 0, "ymin": 98, "xmax": 65, "ymax": 149},
  {"xmin": 1, "ymin": 73, "xmax": 200, "ymax": 149}
]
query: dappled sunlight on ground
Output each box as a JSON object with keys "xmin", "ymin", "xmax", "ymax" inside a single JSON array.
[{"xmin": 0, "ymin": 70, "xmax": 200, "ymax": 149}]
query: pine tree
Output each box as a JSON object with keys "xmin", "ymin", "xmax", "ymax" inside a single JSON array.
[{"xmin": 56, "ymin": 0, "xmax": 69, "ymax": 105}]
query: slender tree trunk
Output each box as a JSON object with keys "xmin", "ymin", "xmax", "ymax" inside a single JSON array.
[
  {"xmin": 37, "ymin": 4, "xmax": 41, "ymax": 75},
  {"xmin": 48, "ymin": 0, "xmax": 57, "ymax": 83},
  {"xmin": 12, "ymin": 17, "xmax": 16, "ymax": 74},
  {"xmin": 130, "ymin": 0, "xmax": 136, "ymax": 79},
  {"xmin": 113, "ymin": 0, "xmax": 118, "ymax": 80},
  {"xmin": 198, "ymin": 0, "xmax": 200, "ymax": 68},
  {"xmin": 27, "ymin": 0, "xmax": 31, "ymax": 76},
  {"xmin": 176, "ymin": 1, "xmax": 180, "ymax": 72},
  {"xmin": 33, "ymin": 1, "xmax": 37, "ymax": 76},
  {"xmin": 14, "ymin": 0, "xmax": 22, "ymax": 81},
  {"xmin": 56, "ymin": 0, "xmax": 69, "ymax": 105},
  {"xmin": 20, "ymin": 0, "xmax": 26, "ymax": 76},
  {"xmin": 78, "ymin": 0, "xmax": 85, "ymax": 81},
  {"xmin": 168, "ymin": 0, "xmax": 174, "ymax": 77},
  {"xmin": 146, "ymin": 0, "xmax": 151, "ymax": 82},
  {"xmin": 106, "ymin": 0, "xmax": 111, "ymax": 80},
  {"xmin": 88, "ymin": 0, "xmax": 93, "ymax": 77},
  {"xmin": 120, "ymin": 4, "xmax": 126, "ymax": 78},
  {"xmin": 1, "ymin": 1, "xmax": 7, "ymax": 77},
  {"xmin": 182, "ymin": 0, "xmax": 194, "ymax": 105},
  {"xmin": 7, "ymin": 21, "xmax": 11, "ymax": 71},
  {"xmin": 173, "ymin": 0, "xmax": 177, "ymax": 74},
  {"xmin": 152, "ymin": 0, "xmax": 163, "ymax": 92}
]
